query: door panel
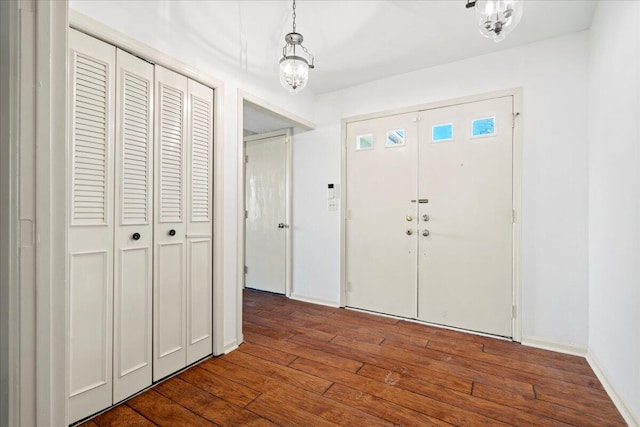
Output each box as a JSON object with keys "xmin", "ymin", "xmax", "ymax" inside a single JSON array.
[
  {"xmin": 245, "ymin": 134, "xmax": 287, "ymax": 294},
  {"xmin": 186, "ymin": 77, "xmax": 214, "ymax": 363},
  {"xmin": 68, "ymin": 29, "xmax": 115, "ymax": 423},
  {"xmin": 417, "ymin": 97, "xmax": 513, "ymax": 337},
  {"xmin": 186, "ymin": 238, "xmax": 212, "ymax": 364},
  {"xmin": 113, "ymin": 48, "xmax": 154, "ymax": 403},
  {"xmin": 345, "ymin": 113, "xmax": 418, "ymax": 318},
  {"xmin": 153, "ymin": 65, "xmax": 188, "ymax": 380}
]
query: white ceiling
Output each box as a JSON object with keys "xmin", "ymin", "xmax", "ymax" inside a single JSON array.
[{"xmin": 71, "ymin": 0, "xmax": 597, "ymax": 94}]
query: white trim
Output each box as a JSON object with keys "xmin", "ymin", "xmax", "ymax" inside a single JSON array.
[
  {"xmin": 69, "ymin": 9, "xmax": 226, "ymax": 358},
  {"xmin": 32, "ymin": 1, "xmax": 69, "ymax": 425},
  {"xmin": 236, "ymin": 89, "xmax": 317, "ymax": 349},
  {"xmin": 339, "ymin": 88, "xmax": 523, "ymax": 343},
  {"xmin": 289, "ymin": 293, "xmax": 340, "ymax": 308},
  {"xmin": 586, "ymin": 350, "xmax": 640, "ymax": 427},
  {"xmin": 240, "ymin": 91, "xmax": 315, "ymax": 133},
  {"xmin": 521, "ymin": 336, "xmax": 587, "ymax": 357},
  {"xmin": 223, "ymin": 340, "xmax": 239, "ymax": 354},
  {"xmin": 0, "ymin": 1, "xmax": 21, "ymax": 425}
]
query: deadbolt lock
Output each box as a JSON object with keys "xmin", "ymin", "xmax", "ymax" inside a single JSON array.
[
  {"xmin": 422, "ymin": 229, "xmax": 430, "ymax": 237},
  {"xmin": 406, "ymin": 214, "xmax": 413, "ymax": 222},
  {"xmin": 406, "ymin": 229, "xmax": 413, "ymax": 236},
  {"xmin": 422, "ymin": 214, "xmax": 430, "ymax": 222}
]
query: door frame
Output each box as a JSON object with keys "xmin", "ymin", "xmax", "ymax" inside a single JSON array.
[
  {"xmin": 243, "ymin": 129, "xmax": 293, "ymax": 297},
  {"xmin": 340, "ymin": 88, "xmax": 523, "ymax": 342},
  {"xmin": 236, "ymin": 91, "xmax": 314, "ymax": 346}
]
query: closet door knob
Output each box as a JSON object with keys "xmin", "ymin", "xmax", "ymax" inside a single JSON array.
[
  {"xmin": 169, "ymin": 229, "xmax": 176, "ymax": 236},
  {"xmin": 132, "ymin": 232, "xmax": 141, "ymax": 241}
]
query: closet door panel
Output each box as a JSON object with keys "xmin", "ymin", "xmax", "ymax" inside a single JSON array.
[
  {"xmin": 113, "ymin": 48, "xmax": 154, "ymax": 403},
  {"xmin": 153, "ymin": 65, "xmax": 188, "ymax": 380},
  {"xmin": 186, "ymin": 80, "xmax": 214, "ymax": 363},
  {"xmin": 68, "ymin": 29, "xmax": 116, "ymax": 423}
]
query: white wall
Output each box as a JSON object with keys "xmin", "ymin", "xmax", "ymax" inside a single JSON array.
[
  {"xmin": 588, "ymin": 1, "xmax": 640, "ymax": 423},
  {"xmin": 293, "ymin": 32, "xmax": 590, "ymax": 348},
  {"xmin": 68, "ymin": 1, "xmax": 317, "ymax": 348}
]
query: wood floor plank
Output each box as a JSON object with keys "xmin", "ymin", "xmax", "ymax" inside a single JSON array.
[
  {"xmin": 247, "ymin": 392, "xmax": 341, "ymax": 427},
  {"xmin": 357, "ymin": 363, "xmax": 570, "ymax": 427},
  {"xmin": 237, "ymin": 341, "xmax": 299, "ymax": 366},
  {"xmin": 126, "ymin": 390, "xmax": 216, "ymax": 427},
  {"xmin": 324, "ymin": 383, "xmax": 454, "ymax": 427},
  {"xmin": 154, "ymin": 377, "xmax": 274, "ymax": 427},
  {"xmin": 266, "ymin": 381, "xmax": 395, "ymax": 427},
  {"xmin": 290, "ymin": 357, "xmax": 512, "ymax": 426},
  {"xmin": 178, "ymin": 365, "xmax": 261, "ymax": 407},
  {"xmin": 221, "ymin": 348, "xmax": 333, "ymax": 394},
  {"xmin": 90, "ymin": 290, "xmax": 624, "ymax": 427},
  {"xmin": 244, "ymin": 330, "xmax": 364, "ymax": 373},
  {"xmin": 90, "ymin": 404, "xmax": 156, "ymax": 427},
  {"xmin": 290, "ymin": 332, "xmax": 526, "ymax": 395},
  {"xmin": 472, "ymin": 381, "xmax": 626, "ymax": 427},
  {"xmin": 78, "ymin": 420, "xmax": 101, "ymax": 427}
]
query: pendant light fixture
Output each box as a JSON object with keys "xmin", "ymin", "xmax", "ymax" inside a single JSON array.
[
  {"xmin": 280, "ymin": 0, "xmax": 314, "ymax": 94},
  {"xmin": 466, "ymin": 0, "xmax": 523, "ymax": 42}
]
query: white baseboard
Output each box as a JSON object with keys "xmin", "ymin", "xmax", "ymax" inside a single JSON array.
[
  {"xmin": 223, "ymin": 339, "xmax": 239, "ymax": 354},
  {"xmin": 520, "ymin": 336, "xmax": 587, "ymax": 357},
  {"xmin": 290, "ymin": 293, "xmax": 340, "ymax": 308},
  {"xmin": 587, "ymin": 350, "xmax": 639, "ymax": 427}
]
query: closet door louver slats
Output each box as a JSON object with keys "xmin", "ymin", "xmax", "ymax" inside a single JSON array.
[{"xmin": 72, "ymin": 54, "xmax": 109, "ymax": 225}]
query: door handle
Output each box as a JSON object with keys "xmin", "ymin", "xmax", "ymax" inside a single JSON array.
[
  {"xmin": 406, "ymin": 229, "xmax": 413, "ymax": 236},
  {"xmin": 168, "ymin": 229, "xmax": 176, "ymax": 236},
  {"xmin": 278, "ymin": 223, "xmax": 286, "ymax": 229},
  {"xmin": 422, "ymin": 229, "xmax": 430, "ymax": 237},
  {"xmin": 422, "ymin": 214, "xmax": 430, "ymax": 222},
  {"xmin": 406, "ymin": 215, "xmax": 413, "ymax": 222},
  {"xmin": 131, "ymin": 232, "xmax": 141, "ymax": 241}
]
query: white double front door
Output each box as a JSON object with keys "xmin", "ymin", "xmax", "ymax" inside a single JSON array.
[{"xmin": 346, "ymin": 96, "xmax": 514, "ymax": 338}]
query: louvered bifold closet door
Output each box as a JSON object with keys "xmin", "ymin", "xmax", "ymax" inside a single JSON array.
[
  {"xmin": 186, "ymin": 80, "xmax": 214, "ymax": 364},
  {"xmin": 113, "ymin": 49, "xmax": 154, "ymax": 403},
  {"xmin": 153, "ymin": 65, "xmax": 189, "ymax": 380},
  {"xmin": 68, "ymin": 29, "xmax": 116, "ymax": 424}
]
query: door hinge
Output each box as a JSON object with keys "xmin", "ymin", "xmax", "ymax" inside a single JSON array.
[
  {"xmin": 245, "ymin": 155, "xmax": 248, "ymax": 163},
  {"xmin": 245, "ymin": 210, "xmax": 248, "ymax": 219},
  {"xmin": 413, "ymin": 112, "xmax": 421, "ymax": 123},
  {"xmin": 512, "ymin": 305, "xmax": 517, "ymax": 318},
  {"xmin": 512, "ymin": 209, "xmax": 516, "ymax": 223},
  {"xmin": 244, "ymin": 265, "xmax": 248, "ymax": 274},
  {"xmin": 512, "ymin": 112, "xmax": 520, "ymax": 129}
]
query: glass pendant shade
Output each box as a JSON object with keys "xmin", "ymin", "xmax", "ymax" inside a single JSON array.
[
  {"xmin": 476, "ymin": 0, "xmax": 523, "ymax": 42},
  {"xmin": 279, "ymin": 56, "xmax": 309, "ymax": 94}
]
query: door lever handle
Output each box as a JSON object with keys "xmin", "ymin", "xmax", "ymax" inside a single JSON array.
[{"xmin": 278, "ymin": 223, "xmax": 286, "ymax": 229}]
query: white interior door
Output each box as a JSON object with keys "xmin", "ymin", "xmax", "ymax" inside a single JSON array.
[
  {"xmin": 113, "ymin": 48, "xmax": 154, "ymax": 403},
  {"xmin": 345, "ymin": 113, "xmax": 419, "ymax": 318},
  {"xmin": 68, "ymin": 29, "xmax": 116, "ymax": 423},
  {"xmin": 153, "ymin": 65, "xmax": 188, "ymax": 380},
  {"xmin": 417, "ymin": 97, "xmax": 514, "ymax": 337},
  {"xmin": 185, "ymin": 79, "xmax": 214, "ymax": 364},
  {"xmin": 244, "ymin": 132, "xmax": 289, "ymax": 295}
]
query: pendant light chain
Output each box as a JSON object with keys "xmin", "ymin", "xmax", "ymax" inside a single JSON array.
[{"xmin": 292, "ymin": 0, "xmax": 297, "ymax": 33}]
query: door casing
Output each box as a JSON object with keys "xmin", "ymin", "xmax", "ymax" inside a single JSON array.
[{"xmin": 340, "ymin": 88, "xmax": 523, "ymax": 342}]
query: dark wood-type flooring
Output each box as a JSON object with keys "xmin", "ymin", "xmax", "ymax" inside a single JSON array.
[{"xmin": 80, "ymin": 289, "xmax": 626, "ymax": 426}]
